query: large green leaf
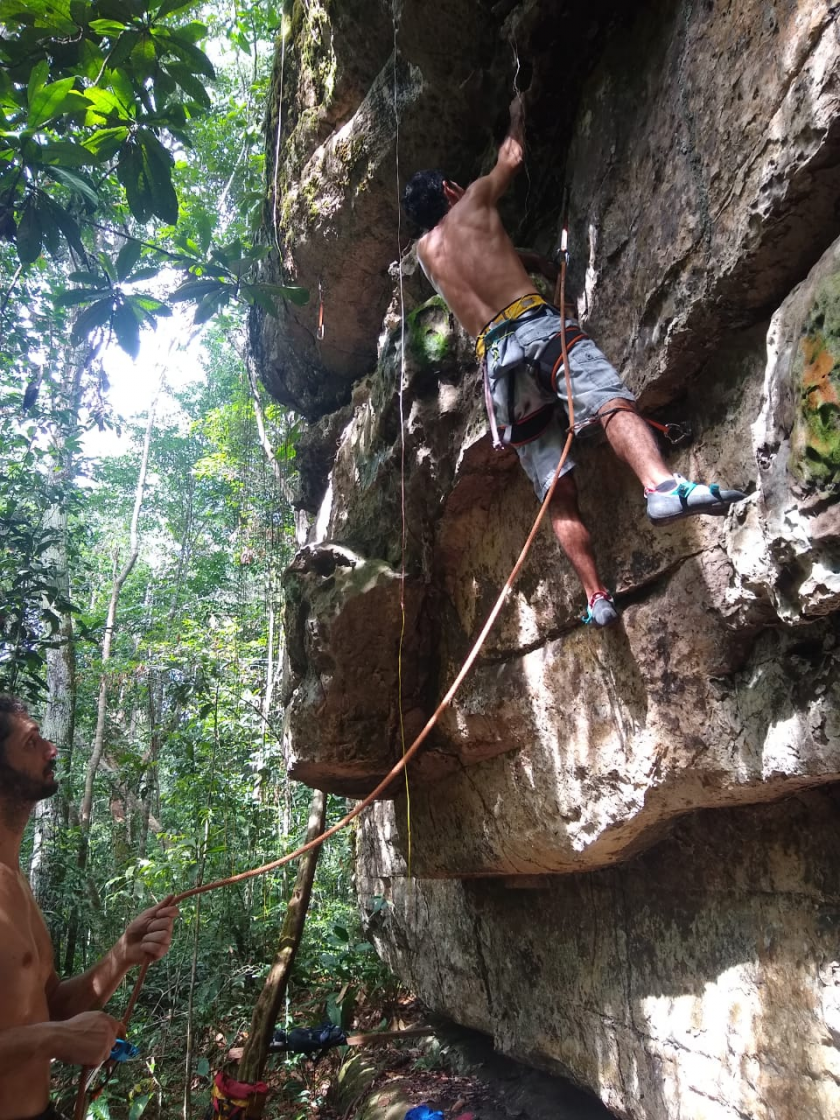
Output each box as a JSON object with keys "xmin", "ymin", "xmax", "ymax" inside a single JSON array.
[
  {"xmin": 44, "ymin": 199, "xmax": 86, "ymax": 255},
  {"xmin": 50, "ymin": 166, "xmax": 99, "ymax": 207},
  {"xmin": 38, "ymin": 200, "xmax": 61, "ymax": 255},
  {"xmin": 128, "ymin": 1095, "xmax": 151, "ymax": 1120},
  {"xmin": 128, "ymin": 294, "xmax": 169, "ymax": 316},
  {"xmin": 107, "ymin": 29, "xmax": 142, "ymax": 69},
  {"xmin": 28, "ymin": 79, "xmax": 88, "ymax": 127},
  {"xmin": 40, "ymin": 139, "xmax": 98, "ymax": 167},
  {"xmin": 250, "ymin": 281, "xmax": 310, "ymax": 307},
  {"xmin": 116, "ymin": 238, "xmax": 141, "ymax": 281},
  {"xmin": 117, "ymin": 141, "xmax": 151, "ymax": 222},
  {"xmin": 170, "ymin": 278, "xmax": 225, "ymax": 302},
  {"xmin": 87, "ymin": 18, "xmax": 126, "ymax": 34},
  {"xmin": 193, "ymin": 285, "xmax": 230, "ymax": 324},
  {"xmin": 161, "ymin": 60, "xmax": 211, "ymax": 108},
  {"xmin": 137, "ymin": 129, "xmax": 178, "ymax": 224},
  {"xmin": 54, "ymin": 287, "xmax": 105, "ymax": 307},
  {"xmin": 26, "ymin": 61, "xmax": 49, "ymax": 106},
  {"xmin": 70, "ymin": 296, "xmax": 113, "ymax": 342},
  {"xmin": 160, "ymin": 32, "xmax": 215, "ymax": 80},
  {"xmin": 130, "ymin": 32, "xmax": 157, "ymax": 80},
  {"xmin": 106, "ymin": 68, "xmax": 136, "ymax": 112},
  {"xmin": 153, "ymin": 0, "xmax": 193, "ymax": 19},
  {"xmin": 112, "ymin": 299, "xmax": 140, "ymax": 357},
  {"xmin": 82, "ymin": 86, "xmax": 135, "ymax": 125},
  {"xmin": 81, "ymin": 125, "xmax": 129, "ymax": 161},
  {"xmin": 15, "ymin": 201, "xmax": 42, "ymax": 264}
]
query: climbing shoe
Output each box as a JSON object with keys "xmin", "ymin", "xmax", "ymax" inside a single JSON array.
[
  {"xmin": 645, "ymin": 474, "xmax": 747, "ymax": 526},
  {"xmin": 582, "ymin": 590, "xmax": 619, "ymax": 628}
]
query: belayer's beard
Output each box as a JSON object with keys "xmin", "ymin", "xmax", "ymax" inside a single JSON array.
[{"xmin": 0, "ymin": 760, "xmax": 58, "ymax": 804}]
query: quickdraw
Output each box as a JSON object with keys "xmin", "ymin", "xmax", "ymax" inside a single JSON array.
[
  {"xmin": 576, "ymin": 406, "xmax": 692, "ymax": 445},
  {"xmin": 316, "ymin": 279, "xmax": 325, "ymax": 340}
]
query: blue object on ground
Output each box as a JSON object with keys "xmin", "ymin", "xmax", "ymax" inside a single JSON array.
[{"xmin": 404, "ymin": 1107, "xmax": 444, "ymax": 1120}]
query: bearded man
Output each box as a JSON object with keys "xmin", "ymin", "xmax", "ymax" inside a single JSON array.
[{"xmin": 0, "ymin": 694, "xmax": 178, "ymax": 1120}]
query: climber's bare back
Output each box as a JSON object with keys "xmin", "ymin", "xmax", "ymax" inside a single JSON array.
[{"xmin": 417, "ymin": 181, "xmax": 536, "ymax": 339}]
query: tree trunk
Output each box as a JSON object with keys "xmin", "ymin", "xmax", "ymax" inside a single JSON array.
[
  {"xmin": 29, "ymin": 349, "xmax": 85, "ymax": 942},
  {"xmin": 237, "ymin": 788, "xmax": 327, "ymax": 1083}
]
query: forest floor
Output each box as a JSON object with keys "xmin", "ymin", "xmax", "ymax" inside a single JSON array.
[
  {"xmin": 58, "ymin": 995, "xmax": 618, "ymax": 1118},
  {"xmin": 255, "ymin": 997, "xmax": 618, "ymax": 1120}
]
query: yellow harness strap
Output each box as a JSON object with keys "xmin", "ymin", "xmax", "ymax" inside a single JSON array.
[{"xmin": 475, "ymin": 292, "xmax": 547, "ymax": 359}]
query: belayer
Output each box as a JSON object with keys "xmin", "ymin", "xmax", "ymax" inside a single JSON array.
[
  {"xmin": 402, "ymin": 93, "xmax": 747, "ymax": 628},
  {"xmin": 0, "ymin": 695, "xmax": 179, "ymax": 1120}
]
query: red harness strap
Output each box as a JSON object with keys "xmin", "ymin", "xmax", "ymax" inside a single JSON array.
[{"xmin": 544, "ymin": 324, "xmax": 588, "ymax": 394}]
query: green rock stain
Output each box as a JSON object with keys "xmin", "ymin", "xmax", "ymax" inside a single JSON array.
[
  {"xmin": 791, "ymin": 271, "xmax": 840, "ymax": 488},
  {"xmin": 407, "ymin": 296, "xmax": 452, "ymax": 368}
]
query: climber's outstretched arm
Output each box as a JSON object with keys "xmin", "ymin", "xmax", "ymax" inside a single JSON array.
[{"xmin": 471, "ymin": 95, "xmax": 526, "ymax": 206}]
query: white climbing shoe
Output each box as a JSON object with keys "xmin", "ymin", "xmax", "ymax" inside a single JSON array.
[{"xmin": 645, "ymin": 474, "xmax": 747, "ymax": 526}]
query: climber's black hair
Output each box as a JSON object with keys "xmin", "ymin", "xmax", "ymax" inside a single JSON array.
[{"xmin": 402, "ymin": 170, "xmax": 449, "ymax": 231}]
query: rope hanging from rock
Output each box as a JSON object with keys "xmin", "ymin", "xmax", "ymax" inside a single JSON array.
[{"xmin": 391, "ymin": 0, "xmax": 414, "ymax": 879}]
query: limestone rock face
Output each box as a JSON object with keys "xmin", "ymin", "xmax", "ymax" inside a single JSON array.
[
  {"xmin": 256, "ymin": 0, "xmax": 840, "ymax": 1116},
  {"xmin": 358, "ymin": 791, "xmax": 840, "ymax": 1120}
]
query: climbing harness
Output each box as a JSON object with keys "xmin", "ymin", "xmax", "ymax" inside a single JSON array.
[
  {"xmin": 477, "ymin": 293, "xmax": 586, "ymax": 450},
  {"xmin": 475, "ymin": 292, "xmax": 547, "ymax": 359},
  {"xmin": 477, "ymin": 223, "xmax": 693, "ymax": 451}
]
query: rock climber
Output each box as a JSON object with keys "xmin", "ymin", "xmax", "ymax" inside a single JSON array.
[
  {"xmin": 401, "ymin": 94, "xmax": 747, "ymax": 628},
  {"xmin": 0, "ymin": 694, "xmax": 179, "ymax": 1120}
]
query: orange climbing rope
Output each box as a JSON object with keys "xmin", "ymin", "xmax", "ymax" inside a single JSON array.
[{"xmin": 73, "ymin": 227, "xmax": 579, "ymax": 1120}]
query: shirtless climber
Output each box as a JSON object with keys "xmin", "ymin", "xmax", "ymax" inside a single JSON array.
[
  {"xmin": 402, "ymin": 95, "xmax": 747, "ymax": 627},
  {"xmin": 0, "ymin": 695, "xmax": 179, "ymax": 1120}
]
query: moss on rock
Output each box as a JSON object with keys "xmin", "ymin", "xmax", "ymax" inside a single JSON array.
[
  {"xmin": 407, "ymin": 296, "xmax": 453, "ymax": 369},
  {"xmin": 791, "ymin": 271, "xmax": 840, "ymax": 489}
]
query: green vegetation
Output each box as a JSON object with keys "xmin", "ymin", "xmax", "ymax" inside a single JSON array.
[
  {"xmin": 0, "ymin": 5, "xmax": 399, "ymax": 1117},
  {"xmin": 792, "ymin": 271, "xmax": 840, "ymax": 488},
  {"xmin": 407, "ymin": 296, "xmax": 452, "ymax": 368}
]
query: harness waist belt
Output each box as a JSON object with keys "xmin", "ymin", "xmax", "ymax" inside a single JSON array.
[{"xmin": 475, "ymin": 293, "xmax": 548, "ymax": 358}]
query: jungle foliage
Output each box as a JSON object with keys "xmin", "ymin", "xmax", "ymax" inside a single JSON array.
[{"xmin": 0, "ymin": 5, "xmax": 396, "ymax": 1117}]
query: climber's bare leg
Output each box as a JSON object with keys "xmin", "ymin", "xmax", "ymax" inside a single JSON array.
[
  {"xmin": 549, "ymin": 472, "xmax": 604, "ymax": 600},
  {"xmin": 598, "ymin": 399, "xmax": 672, "ymax": 491}
]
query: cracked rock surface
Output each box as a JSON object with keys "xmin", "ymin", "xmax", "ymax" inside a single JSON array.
[{"xmin": 256, "ymin": 0, "xmax": 840, "ymax": 1115}]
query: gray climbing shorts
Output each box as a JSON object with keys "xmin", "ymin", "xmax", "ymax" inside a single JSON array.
[
  {"xmin": 483, "ymin": 303, "xmax": 636, "ymax": 501},
  {"xmin": 515, "ymin": 408, "xmax": 576, "ymax": 500}
]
